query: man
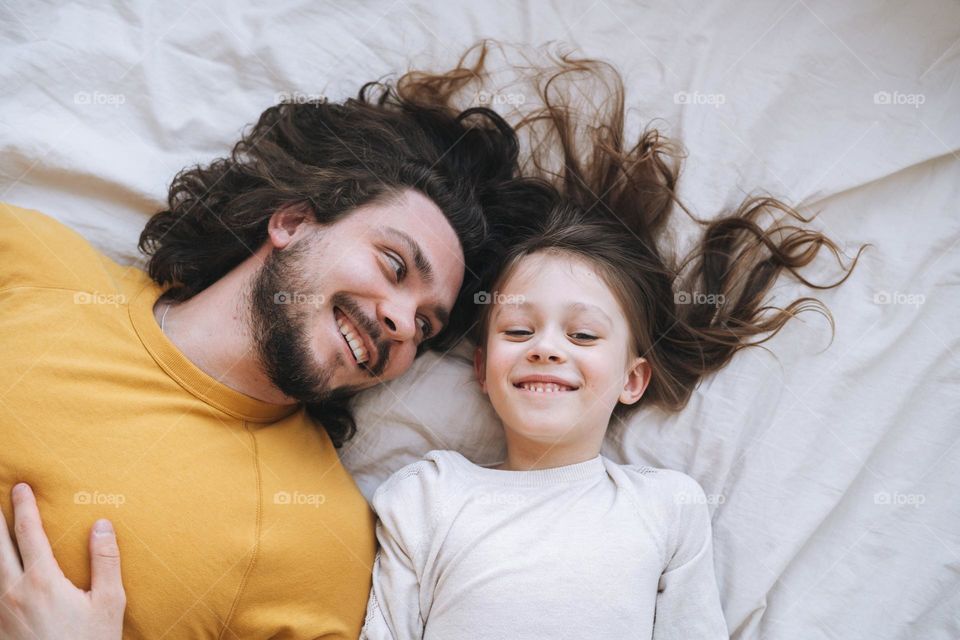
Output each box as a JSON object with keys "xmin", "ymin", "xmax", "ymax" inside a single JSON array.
[{"xmin": 0, "ymin": 88, "xmax": 519, "ymax": 638}]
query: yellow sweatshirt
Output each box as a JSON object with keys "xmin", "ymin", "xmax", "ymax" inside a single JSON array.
[{"xmin": 0, "ymin": 203, "xmax": 377, "ymax": 639}]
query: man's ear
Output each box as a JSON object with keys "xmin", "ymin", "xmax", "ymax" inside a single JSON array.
[
  {"xmin": 267, "ymin": 203, "xmax": 312, "ymax": 249},
  {"xmin": 619, "ymin": 357, "xmax": 652, "ymax": 406},
  {"xmin": 473, "ymin": 346, "xmax": 487, "ymax": 394}
]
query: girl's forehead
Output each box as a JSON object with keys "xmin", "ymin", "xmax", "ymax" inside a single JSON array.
[
  {"xmin": 503, "ymin": 252, "xmax": 605, "ymax": 292},
  {"xmin": 498, "ymin": 253, "xmax": 621, "ymax": 318}
]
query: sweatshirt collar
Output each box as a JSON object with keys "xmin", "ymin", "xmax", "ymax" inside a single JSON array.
[{"xmin": 129, "ymin": 282, "xmax": 300, "ymax": 423}]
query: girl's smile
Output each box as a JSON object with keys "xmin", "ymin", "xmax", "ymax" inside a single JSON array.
[
  {"xmin": 474, "ymin": 252, "xmax": 650, "ymax": 469},
  {"xmin": 512, "ymin": 374, "xmax": 580, "ymax": 394}
]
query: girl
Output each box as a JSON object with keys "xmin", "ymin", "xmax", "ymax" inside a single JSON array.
[{"xmin": 360, "ymin": 44, "xmax": 864, "ymax": 639}]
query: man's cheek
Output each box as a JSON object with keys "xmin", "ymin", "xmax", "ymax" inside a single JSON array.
[{"xmin": 390, "ymin": 349, "xmax": 416, "ymax": 379}]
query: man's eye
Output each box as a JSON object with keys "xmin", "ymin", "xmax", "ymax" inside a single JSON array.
[
  {"xmin": 570, "ymin": 332, "xmax": 598, "ymax": 341},
  {"xmin": 385, "ymin": 252, "xmax": 405, "ymax": 282},
  {"xmin": 417, "ymin": 317, "xmax": 433, "ymax": 338}
]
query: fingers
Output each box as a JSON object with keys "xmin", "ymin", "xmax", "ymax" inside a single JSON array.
[
  {"xmin": 89, "ymin": 520, "xmax": 125, "ymax": 610},
  {"xmin": 0, "ymin": 487, "xmax": 23, "ymax": 583},
  {"xmin": 9, "ymin": 484, "xmax": 56, "ymax": 573}
]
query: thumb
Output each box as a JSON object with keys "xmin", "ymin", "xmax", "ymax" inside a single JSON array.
[{"xmin": 89, "ymin": 519, "xmax": 126, "ymax": 609}]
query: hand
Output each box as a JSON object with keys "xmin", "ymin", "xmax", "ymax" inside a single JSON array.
[{"xmin": 0, "ymin": 483, "xmax": 125, "ymax": 639}]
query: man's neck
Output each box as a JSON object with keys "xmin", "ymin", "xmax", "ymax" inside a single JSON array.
[{"xmin": 152, "ymin": 250, "xmax": 297, "ymax": 406}]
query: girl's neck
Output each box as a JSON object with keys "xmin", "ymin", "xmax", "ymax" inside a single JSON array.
[{"xmin": 496, "ymin": 432, "xmax": 603, "ymax": 471}]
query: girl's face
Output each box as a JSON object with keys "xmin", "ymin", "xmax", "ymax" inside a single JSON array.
[{"xmin": 475, "ymin": 252, "xmax": 651, "ymax": 455}]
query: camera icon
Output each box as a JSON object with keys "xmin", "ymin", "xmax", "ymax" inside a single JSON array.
[
  {"xmin": 674, "ymin": 291, "xmax": 691, "ymax": 304},
  {"xmin": 273, "ymin": 491, "xmax": 291, "ymax": 505},
  {"xmin": 474, "ymin": 291, "xmax": 492, "ymax": 304},
  {"xmin": 873, "ymin": 291, "xmax": 891, "ymax": 304},
  {"xmin": 274, "ymin": 291, "xmax": 291, "ymax": 304},
  {"xmin": 873, "ymin": 91, "xmax": 891, "ymax": 105},
  {"xmin": 74, "ymin": 491, "xmax": 92, "ymax": 505},
  {"xmin": 674, "ymin": 91, "xmax": 691, "ymax": 104}
]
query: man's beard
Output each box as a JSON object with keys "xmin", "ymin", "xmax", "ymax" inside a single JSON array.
[{"xmin": 248, "ymin": 240, "xmax": 361, "ymax": 406}]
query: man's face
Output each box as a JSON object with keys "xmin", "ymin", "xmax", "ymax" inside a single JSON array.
[{"xmin": 250, "ymin": 189, "xmax": 465, "ymax": 404}]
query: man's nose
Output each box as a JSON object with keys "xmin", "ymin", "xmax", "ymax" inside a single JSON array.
[{"xmin": 379, "ymin": 299, "xmax": 417, "ymax": 342}]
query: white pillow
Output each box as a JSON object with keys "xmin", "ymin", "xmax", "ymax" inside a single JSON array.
[{"xmin": 340, "ymin": 339, "xmax": 506, "ymax": 501}]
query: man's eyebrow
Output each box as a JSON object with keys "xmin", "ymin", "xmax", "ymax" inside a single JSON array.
[
  {"xmin": 432, "ymin": 305, "xmax": 450, "ymax": 330},
  {"xmin": 382, "ymin": 226, "xmax": 449, "ymax": 331},
  {"xmin": 382, "ymin": 226, "xmax": 434, "ymax": 284}
]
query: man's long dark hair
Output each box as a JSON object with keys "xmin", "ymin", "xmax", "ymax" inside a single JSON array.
[{"xmin": 139, "ymin": 81, "xmax": 524, "ymax": 446}]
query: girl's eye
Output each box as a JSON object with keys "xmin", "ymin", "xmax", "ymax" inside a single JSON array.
[
  {"xmin": 385, "ymin": 252, "xmax": 405, "ymax": 282},
  {"xmin": 504, "ymin": 329, "xmax": 532, "ymax": 337},
  {"xmin": 570, "ymin": 332, "xmax": 598, "ymax": 341}
]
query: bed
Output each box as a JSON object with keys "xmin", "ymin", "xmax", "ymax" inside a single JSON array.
[{"xmin": 2, "ymin": 1, "xmax": 957, "ymax": 638}]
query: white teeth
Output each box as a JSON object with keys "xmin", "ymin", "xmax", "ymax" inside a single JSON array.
[
  {"xmin": 518, "ymin": 382, "xmax": 574, "ymax": 393},
  {"xmin": 336, "ymin": 311, "xmax": 368, "ymax": 364}
]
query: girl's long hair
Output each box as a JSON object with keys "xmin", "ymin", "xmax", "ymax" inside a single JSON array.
[{"xmin": 397, "ymin": 42, "xmax": 869, "ymax": 417}]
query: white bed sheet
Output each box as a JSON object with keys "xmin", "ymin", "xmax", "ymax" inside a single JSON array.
[{"xmin": 2, "ymin": 1, "xmax": 958, "ymax": 638}]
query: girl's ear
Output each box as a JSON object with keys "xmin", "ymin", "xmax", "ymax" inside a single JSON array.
[
  {"xmin": 619, "ymin": 357, "xmax": 652, "ymax": 405},
  {"xmin": 267, "ymin": 203, "xmax": 312, "ymax": 249},
  {"xmin": 473, "ymin": 346, "xmax": 487, "ymax": 394}
]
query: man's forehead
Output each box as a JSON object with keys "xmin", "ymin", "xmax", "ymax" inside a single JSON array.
[
  {"xmin": 350, "ymin": 192, "xmax": 452, "ymax": 245},
  {"xmin": 358, "ymin": 189, "xmax": 445, "ymax": 226}
]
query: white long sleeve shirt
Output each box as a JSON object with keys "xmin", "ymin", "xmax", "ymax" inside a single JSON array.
[{"xmin": 360, "ymin": 450, "xmax": 728, "ymax": 639}]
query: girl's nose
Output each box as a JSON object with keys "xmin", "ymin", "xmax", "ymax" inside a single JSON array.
[{"xmin": 526, "ymin": 334, "xmax": 566, "ymax": 363}]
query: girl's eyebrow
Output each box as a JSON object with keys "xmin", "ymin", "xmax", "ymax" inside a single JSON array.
[
  {"xmin": 493, "ymin": 301, "xmax": 612, "ymax": 326},
  {"xmin": 568, "ymin": 302, "xmax": 613, "ymax": 326}
]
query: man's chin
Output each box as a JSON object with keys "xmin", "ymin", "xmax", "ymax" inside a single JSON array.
[{"xmin": 291, "ymin": 380, "xmax": 366, "ymax": 406}]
